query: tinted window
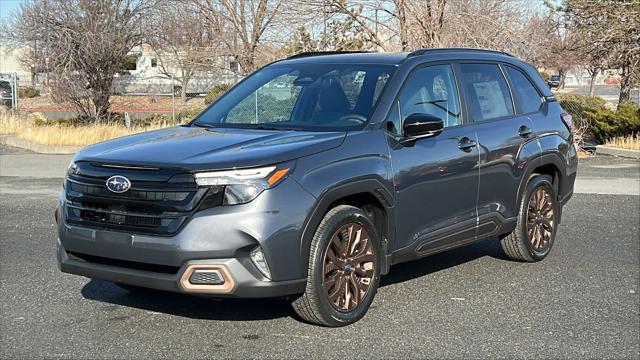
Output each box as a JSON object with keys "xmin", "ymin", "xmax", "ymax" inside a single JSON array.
[
  {"xmin": 386, "ymin": 64, "xmax": 461, "ymax": 134},
  {"xmin": 195, "ymin": 64, "xmax": 395, "ymax": 131},
  {"xmin": 505, "ymin": 66, "xmax": 542, "ymax": 114},
  {"xmin": 459, "ymin": 63, "xmax": 513, "ymax": 121}
]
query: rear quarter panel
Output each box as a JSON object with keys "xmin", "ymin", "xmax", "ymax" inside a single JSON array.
[{"xmin": 528, "ymin": 100, "xmax": 578, "ymax": 202}]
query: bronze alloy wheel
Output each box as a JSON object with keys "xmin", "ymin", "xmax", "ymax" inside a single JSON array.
[
  {"xmin": 527, "ymin": 187, "xmax": 554, "ymax": 251},
  {"xmin": 322, "ymin": 223, "xmax": 375, "ymax": 312}
]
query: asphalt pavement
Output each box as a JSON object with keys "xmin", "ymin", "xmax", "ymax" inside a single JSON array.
[{"xmin": 1, "ymin": 145, "xmax": 638, "ymax": 359}]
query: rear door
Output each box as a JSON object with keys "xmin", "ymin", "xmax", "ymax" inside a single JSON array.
[{"xmin": 458, "ymin": 62, "xmax": 540, "ymax": 236}]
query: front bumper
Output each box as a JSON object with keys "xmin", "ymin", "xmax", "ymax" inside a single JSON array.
[
  {"xmin": 56, "ymin": 177, "xmax": 316, "ymax": 298},
  {"xmin": 57, "ymin": 238, "xmax": 305, "ymax": 297}
]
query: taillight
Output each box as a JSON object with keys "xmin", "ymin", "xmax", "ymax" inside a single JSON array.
[{"xmin": 560, "ymin": 112, "xmax": 573, "ymax": 132}]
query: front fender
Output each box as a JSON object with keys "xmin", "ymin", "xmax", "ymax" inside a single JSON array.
[{"xmin": 291, "ymin": 130, "xmax": 395, "ymax": 276}]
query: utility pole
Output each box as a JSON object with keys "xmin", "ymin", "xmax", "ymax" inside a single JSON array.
[
  {"xmin": 170, "ymin": 74, "xmax": 175, "ymax": 123},
  {"xmin": 323, "ymin": 0, "xmax": 327, "ymax": 50},
  {"xmin": 374, "ymin": 8, "xmax": 378, "ymax": 51},
  {"xmin": 44, "ymin": 0, "xmax": 50, "ymax": 87}
]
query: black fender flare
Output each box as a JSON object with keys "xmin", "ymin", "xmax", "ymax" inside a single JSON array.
[
  {"xmin": 298, "ymin": 177, "xmax": 395, "ymax": 277},
  {"xmin": 515, "ymin": 152, "xmax": 566, "ymax": 216}
]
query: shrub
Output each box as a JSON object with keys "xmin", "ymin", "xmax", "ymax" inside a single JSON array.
[
  {"xmin": 18, "ymin": 87, "xmax": 40, "ymax": 98},
  {"xmin": 177, "ymin": 108, "xmax": 203, "ymax": 122},
  {"xmin": 33, "ymin": 116, "xmax": 82, "ymax": 127},
  {"xmin": 557, "ymin": 93, "xmax": 640, "ymax": 143},
  {"xmin": 585, "ymin": 102, "xmax": 640, "ymax": 142},
  {"xmin": 124, "ymin": 114, "xmax": 171, "ymax": 128},
  {"xmin": 204, "ymin": 83, "xmax": 232, "ymax": 105}
]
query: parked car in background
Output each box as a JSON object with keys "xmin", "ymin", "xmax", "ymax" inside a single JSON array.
[
  {"xmin": 0, "ymin": 80, "xmax": 13, "ymax": 108},
  {"xmin": 547, "ymin": 75, "xmax": 561, "ymax": 89},
  {"xmin": 56, "ymin": 48, "xmax": 577, "ymax": 326}
]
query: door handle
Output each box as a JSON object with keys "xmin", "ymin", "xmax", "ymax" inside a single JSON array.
[
  {"xmin": 458, "ymin": 137, "xmax": 477, "ymax": 151},
  {"xmin": 518, "ymin": 125, "xmax": 533, "ymax": 137}
]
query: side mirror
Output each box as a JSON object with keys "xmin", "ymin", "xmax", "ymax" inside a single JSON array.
[{"xmin": 402, "ymin": 113, "xmax": 444, "ymax": 140}]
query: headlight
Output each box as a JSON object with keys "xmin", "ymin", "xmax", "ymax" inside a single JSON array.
[
  {"xmin": 194, "ymin": 165, "xmax": 290, "ymax": 205},
  {"xmin": 67, "ymin": 162, "xmax": 78, "ymax": 177},
  {"xmin": 63, "ymin": 161, "xmax": 78, "ymax": 190}
]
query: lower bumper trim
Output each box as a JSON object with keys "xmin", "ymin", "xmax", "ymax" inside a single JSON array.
[{"xmin": 57, "ymin": 239, "xmax": 306, "ymax": 298}]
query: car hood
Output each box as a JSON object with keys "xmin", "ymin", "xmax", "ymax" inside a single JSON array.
[{"xmin": 75, "ymin": 126, "xmax": 346, "ymax": 171}]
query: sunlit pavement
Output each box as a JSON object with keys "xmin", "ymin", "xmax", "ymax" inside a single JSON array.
[{"xmin": 1, "ymin": 145, "xmax": 638, "ymax": 359}]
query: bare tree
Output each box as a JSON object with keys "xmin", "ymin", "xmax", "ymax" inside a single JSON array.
[
  {"xmin": 4, "ymin": 0, "xmax": 158, "ymax": 121},
  {"xmin": 192, "ymin": 0, "xmax": 289, "ymax": 74},
  {"xmin": 282, "ymin": 26, "xmax": 318, "ymax": 56},
  {"xmin": 316, "ymin": 0, "xmax": 551, "ymax": 57},
  {"xmin": 565, "ymin": 0, "xmax": 640, "ymax": 106},
  {"xmin": 406, "ymin": 0, "xmax": 447, "ymax": 48},
  {"xmin": 318, "ymin": 0, "xmax": 394, "ymax": 51},
  {"xmin": 149, "ymin": 1, "xmax": 223, "ymax": 102}
]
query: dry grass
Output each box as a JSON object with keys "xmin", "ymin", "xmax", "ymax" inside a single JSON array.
[
  {"xmin": 0, "ymin": 109, "xmax": 167, "ymax": 147},
  {"xmin": 604, "ymin": 134, "xmax": 640, "ymax": 151}
]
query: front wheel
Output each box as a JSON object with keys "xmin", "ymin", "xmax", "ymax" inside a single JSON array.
[
  {"xmin": 292, "ymin": 205, "xmax": 381, "ymax": 326},
  {"xmin": 500, "ymin": 175, "xmax": 558, "ymax": 262}
]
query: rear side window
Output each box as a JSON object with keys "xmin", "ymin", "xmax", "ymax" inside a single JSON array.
[
  {"xmin": 504, "ymin": 66, "xmax": 542, "ymax": 114},
  {"xmin": 459, "ymin": 63, "xmax": 513, "ymax": 121}
]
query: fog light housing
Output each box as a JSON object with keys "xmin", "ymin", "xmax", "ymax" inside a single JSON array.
[{"xmin": 250, "ymin": 246, "xmax": 271, "ymax": 280}]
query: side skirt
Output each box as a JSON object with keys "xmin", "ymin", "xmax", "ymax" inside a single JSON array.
[{"xmin": 391, "ymin": 212, "xmax": 516, "ymax": 265}]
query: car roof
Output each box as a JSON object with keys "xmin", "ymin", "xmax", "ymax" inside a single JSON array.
[
  {"xmin": 278, "ymin": 52, "xmax": 409, "ymax": 65},
  {"xmin": 277, "ymin": 48, "xmax": 516, "ymax": 66}
]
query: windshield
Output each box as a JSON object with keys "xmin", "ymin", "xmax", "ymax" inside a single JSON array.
[{"xmin": 192, "ymin": 63, "xmax": 397, "ymax": 131}]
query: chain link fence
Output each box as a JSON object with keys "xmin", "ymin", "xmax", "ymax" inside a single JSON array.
[{"xmin": 5, "ymin": 73, "xmax": 240, "ymax": 124}]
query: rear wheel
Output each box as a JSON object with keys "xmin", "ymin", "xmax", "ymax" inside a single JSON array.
[
  {"xmin": 500, "ymin": 175, "xmax": 558, "ymax": 262},
  {"xmin": 292, "ymin": 205, "xmax": 381, "ymax": 326}
]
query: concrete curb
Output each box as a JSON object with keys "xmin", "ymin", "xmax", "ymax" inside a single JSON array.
[
  {"xmin": 596, "ymin": 145, "xmax": 640, "ymax": 159},
  {"xmin": 0, "ymin": 135, "xmax": 81, "ymax": 154}
]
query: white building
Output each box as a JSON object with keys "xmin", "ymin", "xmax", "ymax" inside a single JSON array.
[
  {"xmin": 0, "ymin": 45, "xmax": 33, "ymax": 86},
  {"xmin": 112, "ymin": 44, "xmax": 239, "ymax": 95}
]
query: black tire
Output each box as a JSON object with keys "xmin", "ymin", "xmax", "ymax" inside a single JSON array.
[
  {"xmin": 292, "ymin": 205, "xmax": 382, "ymax": 327},
  {"xmin": 500, "ymin": 174, "xmax": 558, "ymax": 262}
]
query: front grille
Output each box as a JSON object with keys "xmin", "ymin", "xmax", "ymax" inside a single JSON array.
[
  {"xmin": 64, "ymin": 162, "xmax": 218, "ymax": 235},
  {"xmin": 69, "ymin": 182, "xmax": 191, "ymax": 201}
]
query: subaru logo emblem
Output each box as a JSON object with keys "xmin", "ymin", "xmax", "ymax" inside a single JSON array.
[{"xmin": 106, "ymin": 175, "xmax": 131, "ymax": 193}]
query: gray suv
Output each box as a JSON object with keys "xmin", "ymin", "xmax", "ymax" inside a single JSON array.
[{"xmin": 56, "ymin": 49, "xmax": 577, "ymax": 326}]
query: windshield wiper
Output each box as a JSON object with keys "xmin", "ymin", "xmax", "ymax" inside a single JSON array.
[
  {"xmin": 414, "ymin": 99, "xmax": 460, "ymax": 117},
  {"xmin": 253, "ymin": 125, "xmax": 302, "ymax": 131},
  {"xmin": 192, "ymin": 121, "xmax": 215, "ymax": 128}
]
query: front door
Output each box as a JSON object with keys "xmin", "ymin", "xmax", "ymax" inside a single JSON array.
[{"xmin": 386, "ymin": 64, "xmax": 480, "ymax": 256}]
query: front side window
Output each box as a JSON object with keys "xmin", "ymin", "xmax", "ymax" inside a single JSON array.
[
  {"xmin": 386, "ymin": 64, "xmax": 461, "ymax": 134},
  {"xmin": 504, "ymin": 66, "xmax": 542, "ymax": 114},
  {"xmin": 194, "ymin": 63, "xmax": 396, "ymax": 131},
  {"xmin": 459, "ymin": 63, "xmax": 514, "ymax": 121}
]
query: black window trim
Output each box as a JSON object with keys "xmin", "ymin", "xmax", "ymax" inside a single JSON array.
[
  {"xmin": 453, "ymin": 60, "xmax": 518, "ymax": 124},
  {"xmin": 380, "ymin": 60, "xmax": 470, "ymax": 137},
  {"xmin": 500, "ymin": 63, "xmax": 546, "ymax": 116}
]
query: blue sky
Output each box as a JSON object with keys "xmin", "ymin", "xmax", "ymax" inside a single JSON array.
[{"xmin": 0, "ymin": 0, "xmax": 24, "ymax": 21}]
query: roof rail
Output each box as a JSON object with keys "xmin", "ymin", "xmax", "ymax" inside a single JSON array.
[
  {"xmin": 286, "ymin": 51, "xmax": 373, "ymax": 59},
  {"xmin": 407, "ymin": 48, "xmax": 514, "ymax": 58}
]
